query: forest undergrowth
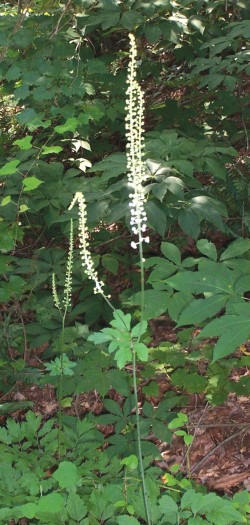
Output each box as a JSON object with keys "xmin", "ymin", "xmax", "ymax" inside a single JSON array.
[{"xmin": 0, "ymin": 1, "xmax": 250, "ymax": 524}]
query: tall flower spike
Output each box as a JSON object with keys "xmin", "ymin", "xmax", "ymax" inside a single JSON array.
[
  {"xmin": 68, "ymin": 192, "xmax": 104, "ymax": 295},
  {"xmin": 63, "ymin": 218, "xmax": 74, "ymax": 310},
  {"xmin": 52, "ymin": 219, "xmax": 74, "ymax": 312},
  {"xmin": 52, "ymin": 272, "xmax": 61, "ymax": 310},
  {"xmin": 125, "ymin": 33, "xmax": 149, "ymax": 249}
]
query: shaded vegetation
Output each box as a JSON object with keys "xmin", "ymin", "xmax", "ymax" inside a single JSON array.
[{"xmin": 0, "ymin": 0, "xmax": 250, "ymax": 523}]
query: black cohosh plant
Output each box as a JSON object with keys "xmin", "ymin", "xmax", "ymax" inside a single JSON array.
[
  {"xmin": 1, "ymin": 28, "xmax": 250, "ymax": 525},
  {"xmin": 39, "ymin": 31, "xmax": 154, "ymax": 521},
  {"xmin": 65, "ymin": 34, "xmax": 152, "ymax": 525}
]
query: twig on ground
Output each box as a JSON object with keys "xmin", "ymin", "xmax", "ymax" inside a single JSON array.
[
  {"xmin": 189, "ymin": 424, "xmax": 250, "ymax": 475},
  {"xmin": 189, "ymin": 422, "xmax": 250, "ymax": 428}
]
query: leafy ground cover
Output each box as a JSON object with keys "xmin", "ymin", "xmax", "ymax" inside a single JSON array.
[{"xmin": 0, "ymin": 0, "xmax": 250, "ymax": 523}]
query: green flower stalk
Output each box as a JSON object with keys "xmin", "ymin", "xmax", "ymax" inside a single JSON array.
[
  {"xmin": 52, "ymin": 218, "xmax": 74, "ymax": 314},
  {"xmin": 51, "ymin": 217, "xmax": 74, "ymax": 456},
  {"xmin": 52, "ymin": 272, "xmax": 60, "ymax": 311},
  {"xmin": 63, "ymin": 217, "xmax": 74, "ymax": 309},
  {"xmin": 125, "ymin": 34, "xmax": 151, "ymax": 525}
]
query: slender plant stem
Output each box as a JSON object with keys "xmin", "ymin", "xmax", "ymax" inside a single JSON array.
[
  {"xmin": 132, "ymin": 229, "xmax": 152, "ymax": 524},
  {"xmin": 132, "ymin": 345, "xmax": 151, "ymax": 525},
  {"xmin": 57, "ymin": 313, "xmax": 66, "ymax": 457},
  {"xmin": 138, "ymin": 232, "xmax": 145, "ymax": 339},
  {"xmin": 104, "ymin": 235, "xmax": 151, "ymax": 523}
]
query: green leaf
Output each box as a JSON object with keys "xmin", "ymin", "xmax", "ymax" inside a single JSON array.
[
  {"xmin": 196, "ymin": 239, "xmax": 217, "ymax": 261},
  {"xmin": 161, "ymin": 241, "xmax": 182, "ymax": 266},
  {"xmin": 151, "ymin": 181, "xmax": 168, "ymax": 201},
  {"xmin": 66, "ymin": 493, "xmax": 87, "ymax": 521},
  {"xmin": 0, "ymin": 159, "xmax": 20, "ymax": 176},
  {"xmin": 131, "ymin": 321, "xmax": 147, "ymax": 338},
  {"xmin": 129, "ymin": 290, "xmax": 170, "ymax": 320},
  {"xmin": 25, "ymin": 410, "xmax": 42, "ymax": 433},
  {"xmin": 90, "ymin": 153, "xmax": 127, "ymax": 180},
  {"xmin": 19, "ymin": 204, "xmax": 29, "ymax": 213},
  {"xmin": 53, "ymin": 461, "xmax": 79, "ymax": 488},
  {"xmin": 120, "ymin": 11, "xmax": 144, "ymax": 29},
  {"xmin": 41, "ymin": 145, "xmax": 63, "ymax": 155},
  {"xmin": 14, "ymin": 135, "xmax": 33, "ymax": 150},
  {"xmin": 167, "ymin": 267, "xmax": 233, "ymax": 295},
  {"xmin": 117, "ymin": 516, "xmax": 140, "ymax": 525},
  {"xmin": 87, "ymin": 59, "xmax": 108, "ymax": 75},
  {"xmin": 98, "ymin": 11, "xmax": 120, "ymax": 30},
  {"xmin": 0, "ymin": 426, "xmax": 11, "ymax": 444},
  {"xmin": 205, "ymin": 74, "xmax": 225, "ymax": 90},
  {"xmin": 145, "ymin": 201, "xmax": 167, "ymax": 236},
  {"xmin": 178, "ymin": 208, "xmax": 200, "ymax": 239},
  {"xmin": 168, "ymin": 413, "xmax": 188, "ymax": 429},
  {"xmin": 205, "ymin": 158, "xmax": 227, "ymax": 180},
  {"xmin": 111, "ymin": 310, "xmax": 131, "ymax": 331},
  {"xmin": 164, "ymin": 176, "xmax": 185, "ymax": 196},
  {"xmin": 134, "ymin": 342, "xmax": 148, "ymax": 362},
  {"xmin": 76, "ymin": 369, "xmax": 112, "ymax": 397},
  {"xmin": 37, "ymin": 493, "xmax": 65, "ymax": 514},
  {"xmin": 16, "ymin": 107, "xmax": 37, "ymax": 126},
  {"xmin": 177, "ymin": 294, "xmax": 228, "ymax": 326},
  {"xmin": 14, "ymin": 83, "xmax": 30, "ymax": 100},
  {"xmin": 189, "ymin": 15, "xmax": 205, "ymax": 34},
  {"xmin": 18, "ymin": 503, "xmax": 37, "ymax": 519},
  {"xmin": 102, "ymin": 254, "xmax": 119, "ymax": 275},
  {"xmin": 54, "ymin": 118, "xmax": 78, "ymax": 134},
  {"xmin": 115, "ymin": 346, "xmax": 132, "ymax": 369},
  {"xmin": 0, "ymin": 401, "xmax": 33, "ymax": 415},
  {"xmin": 197, "ymin": 315, "xmax": 250, "ymax": 361},
  {"xmin": 234, "ymin": 274, "xmax": 250, "ymax": 294},
  {"xmin": 0, "ymin": 508, "xmax": 22, "ymax": 522},
  {"xmin": 104, "ymin": 399, "xmax": 123, "ymax": 417},
  {"xmin": 191, "ymin": 196, "xmax": 227, "ymax": 224},
  {"xmin": 159, "ymin": 495, "xmax": 179, "ymax": 521},
  {"xmin": 206, "ymin": 501, "xmax": 246, "ymax": 525},
  {"xmin": 61, "ymin": 397, "xmax": 73, "ymax": 408},
  {"xmin": 46, "ymin": 354, "xmax": 76, "ymax": 376},
  {"xmin": 0, "ymin": 196, "xmax": 11, "ymax": 206},
  {"xmin": 184, "ymin": 434, "xmax": 193, "ymax": 445},
  {"xmin": 181, "ymin": 489, "xmax": 198, "ymax": 510},
  {"xmin": 120, "ymin": 454, "xmax": 138, "ymax": 471},
  {"xmin": 220, "ymin": 238, "xmax": 250, "ymax": 261},
  {"xmin": 172, "ymin": 160, "xmax": 194, "ymax": 178},
  {"xmin": 168, "ymin": 292, "xmax": 193, "ymax": 322},
  {"xmin": 88, "ymin": 331, "xmax": 113, "ymax": 345},
  {"xmin": 23, "ymin": 176, "xmax": 43, "ymax": 191},
  {"xmin": 6, "ymin": 65, "xmax": 22, "ymax": 81},
  {"xmin": 147, "ymin": 259, "xmax": 176, "ymax": 288},
  {"xmin": 145, "ymin": 23, "xmax": 162, "ymax": 43},
  {"xmin": 171, "ymin": 369, "xmax": 207, "ymax": 393},
  {"xmin": 153, "ymin": 420, "xmax": 172, "ymax": 442}
]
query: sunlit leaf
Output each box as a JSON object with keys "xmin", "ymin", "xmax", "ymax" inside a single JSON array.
[
  {"xmin": 0, "ymin": 160, "xmax": 20, "ymax": 176},
  {"xmin": 23, "ymin": 177, "xmax": 43, "ymax": 191}
]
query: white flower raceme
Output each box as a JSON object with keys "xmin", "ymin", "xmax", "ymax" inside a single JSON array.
[
  {"xmin": 52, "ymin": 272, "xmax": 60, "ymax": 310},
  {"xmin": 52, "ymin": 218, "xmax": 74, "ymax": 312},
  {"xmin": 63, "ymin": 218, "xmax": 74, "ymax": 309},
  {"xmin": 68, "ymin": 192, "xmax": 104, "ymax": 295},
  {"xmin": 125, "ymin": 33, "xmax": 149, "ymax": 249}
]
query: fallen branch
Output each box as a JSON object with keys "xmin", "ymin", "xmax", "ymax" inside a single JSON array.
[{"xmin": 189, "ymin": 424, "xmax": 250, "ymax": 475}]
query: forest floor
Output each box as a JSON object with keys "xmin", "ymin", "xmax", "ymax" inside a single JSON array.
[
  {"xmin": 1, "ymin": 77, "xmax": 249, "ymax": 504},
  {"xmin": 1, "ymin": 321, "xmax": 249, "ymax": 496}
]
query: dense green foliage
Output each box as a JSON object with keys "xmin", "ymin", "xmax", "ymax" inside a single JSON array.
[{"xmin": 0, "ymin": 0, "xmax": 250, "ymax": 523}]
